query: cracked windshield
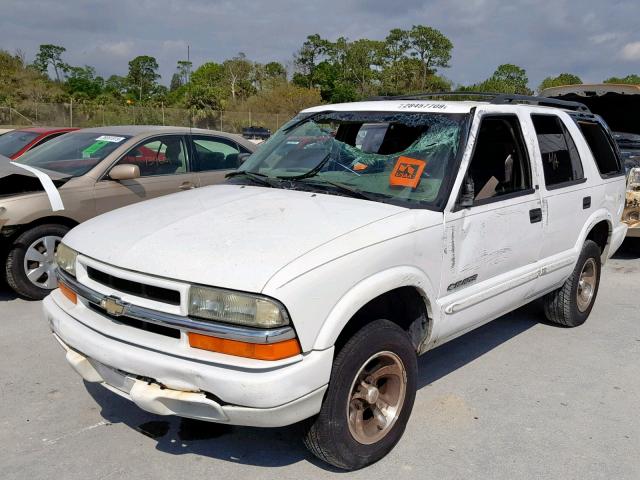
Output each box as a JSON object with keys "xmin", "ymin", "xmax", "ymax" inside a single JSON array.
[{"xmin": 237, "ymin": 111, "xmax": 468, "ymax": 206}]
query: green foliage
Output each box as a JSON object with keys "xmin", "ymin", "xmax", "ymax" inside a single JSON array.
[
  {"xmin": 408, "ymin": 25, "xmax": 453, "ymax": 89},
  {"xmin": 243, "ymin": 82, "xmax": 322, "ymax": 113},
  {"xmin": 459, "ymin": 64, "xmax": 532, "ymax": 95},
  {"xmin": 33, "ymin": 44, "xmax": 68, "ymax": 82},
  {"xmin": 292, "ymin": 26, "xmax": 453, "ymax": 101},
  {"xmin": 603, "ymin": 74, "xmax": 640, "ymax": 85},
  {"xmin": 65, "ymin": 66, "xmax": 104, "ymax": 100},
  {"xmin": 222, "ymin": 53, "xmax": 254, "ymax": 101},
  {"xmin": 126, "ymin": 55, "xmax": 161, "ymax": 102},
  {"xmin": 0, "ymin": 49, "xmax": 62, "ymax": 104},
  {"xmin": 538, "ymin": 73, "xmax": 582, "ymax": 93}
]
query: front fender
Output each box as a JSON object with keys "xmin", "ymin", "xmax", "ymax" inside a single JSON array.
[{"xmin": 312, "ymin": 265, "xmax": 437, "ymax": 351}]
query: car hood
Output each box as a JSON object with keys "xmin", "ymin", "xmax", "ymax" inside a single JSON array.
[
  {"xmin": 64, "ymin": 185, "xmax": 408, "ymax": 292},
  {"xmin": 0, "ymin": 156, "xmax": 71, "ymax": 199}
]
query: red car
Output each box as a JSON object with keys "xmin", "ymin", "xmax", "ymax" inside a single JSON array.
[{"xmin": 0, "ymin": 127, "xmax": 78, "ymax": 159}]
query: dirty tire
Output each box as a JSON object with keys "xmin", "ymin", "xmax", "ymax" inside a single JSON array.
[
  {"xmin": 543, "ymin": 240, "xmax": 601, "ymax": 327},
  {"xmin": 303, "ymin": 319, "xmax": 417, "ymax": 471},
  {"xmin": 5, "ymin": 224, "xmax": 69, "ymax": 300}
]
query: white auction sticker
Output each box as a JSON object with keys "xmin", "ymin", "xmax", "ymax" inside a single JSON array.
[{"xmin": 96, "ymin": 135, "xmax": 126, "ymax": 143}]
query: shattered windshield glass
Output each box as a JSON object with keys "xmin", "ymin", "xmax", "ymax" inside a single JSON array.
[{"xmin": 236, "ymin": 111, "xmax": 467, "ymax": 207}]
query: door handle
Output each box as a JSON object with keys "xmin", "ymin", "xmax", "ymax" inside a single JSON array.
[
  {"xmin": 179, "ymin": 181, "xmax": 196, "ymax": 190},
  {"xmin": 529, "ymin": 208, "xmax": 542, "ymax": 224},
  {"xmin": 583, "ymin": 196, "xmax": 591, "ymax": 209}
]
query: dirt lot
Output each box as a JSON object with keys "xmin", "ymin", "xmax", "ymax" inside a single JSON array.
[{"xmin": 1, "ymin": 241, "xmax": 639, "ymax": 480}]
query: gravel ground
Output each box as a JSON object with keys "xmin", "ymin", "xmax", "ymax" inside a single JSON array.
[{"xmin": 1, "ymin": 240, "xmax": 639, "ymax": 480}]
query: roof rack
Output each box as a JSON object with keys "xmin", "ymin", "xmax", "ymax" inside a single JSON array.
[{"xmin": 365, "ymin": 91, "xmax": 591, "ymax": 112}]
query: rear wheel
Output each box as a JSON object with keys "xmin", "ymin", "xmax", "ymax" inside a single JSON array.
[
  {"xmin": 5, "ymin": 224, "xmax": 69, "ymax": 300},
  {"xmin": 543, "ymin": 240, "xmax": 601, "ymax": 327},
  {"xmin": 304, "ymin": 319, "xmax": 417, "ymax": 470}
]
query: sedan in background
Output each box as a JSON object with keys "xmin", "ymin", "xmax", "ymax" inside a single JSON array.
[
  {"xmin": 0, "ymin": 125, "xmax": 255, "ymax": 299},
  {"xmin": 0, "ymin": 126, "xmax": 78, "ymax": 159}
]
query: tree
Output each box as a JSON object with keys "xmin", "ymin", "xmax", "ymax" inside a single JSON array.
[
  {"xmin": 343, "ymin": 39, "xmax": 385, "ymax": 96},
  {"xmin": 458, "ymin": 64, "xmax": 532, "ymax": 95},
  {"xmin": 126, "ymin": 55, "xmax": 160, "ymax": 102},
  {"xmin": 603, "ymin": 74, "xmax": 640, "ymax": 85},
  {"xmin": 244, "ymin": 82, "xmax": 322, "ymax": 114},
  {"xmin": 383, "ymin": 28, "xmax": 410, "ymax": 92},
  {"xmin": 65, "ymin": 65, "xmax": 104, "ymax": 99},
  {"xmin": 223, "ymin": 53, "xmax": 254, "ymax": 101},
  {"xmin": 491, "ymin": 64, "xmax": 528, "ymax": 87},
  {"xmin": 294, "ymin": 34, "xmax": 330, "ymax": 88},
  {"xmin": 538, "ymin": 73, "xmax": 582, "ymax": 93},
  {"xmin": 408, "ymin": 26, "xmax": 453, "ymax": 89},
  {"xmin": 264, "ymin": 61, "xmax": 287, "ymax": 80},
  {"xmin": 104, "ymin": 75, "xmax": 128, "ymax": 99},
  {"xmin": 176, "ymin": 60, "xmax": 192, "ymax": 84},
  {"xmin": 169, "ymin": 73, "xmax": 182, "ymax": 92},
  {"xmin": 33, "ymin": 44, "xmax": 68, "ymax": 82}
]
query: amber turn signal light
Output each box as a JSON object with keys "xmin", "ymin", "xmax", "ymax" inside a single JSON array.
[
  {"xmin": 188, "ymin": 332, "xmax": 301, "ymax": 361},
  {"xmin": 59, "ymin": 282, "xmax": 77, "ymax": 304}
]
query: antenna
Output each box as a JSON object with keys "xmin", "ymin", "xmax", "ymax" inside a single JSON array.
[{"xmin": 187, "ymin": 44, "xmax": 193, "ymax": 132}]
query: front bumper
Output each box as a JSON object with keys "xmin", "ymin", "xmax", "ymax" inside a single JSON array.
[{"xmin": 44, "ymin": 294, "xmax": 333, "ymax": 427}]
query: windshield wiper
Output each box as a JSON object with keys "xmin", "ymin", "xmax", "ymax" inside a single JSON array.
[
  {"xmin": 225, "ymin": 170, "xmax": 278, "ymax": 188},
  {"xmin": 276, "ymin": 150, "xmax": 334, "ymax": 181},
  {"xmin": 286, "ymin": 178, "xmax": 383, "ymax": 202}
]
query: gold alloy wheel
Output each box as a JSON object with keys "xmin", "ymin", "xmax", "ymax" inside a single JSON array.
[
  {"xmin": 577, "ymin": 258, "xmax": 597, "ymax": 313},
  {"xmin": 347, "ymin": 351, "xmax": 407, "ymax": 445}
]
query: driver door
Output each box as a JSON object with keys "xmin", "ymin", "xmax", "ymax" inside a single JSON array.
[{"xmin": 94, "ymin": 134, "xmax": 197, "ymax": 214}]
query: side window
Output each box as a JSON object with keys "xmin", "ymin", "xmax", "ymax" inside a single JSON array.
[
  {"xmin": 466, "ymin": 115, "xmax": 532, "ymax": 204},
  {"xmin": 119, "ymin": 136, "xmax": 188, "ymax": 177},
  {"xmin": 575, "ymin": 120, "xmax": 623, "ymax": 176},
  {"xmin": 531, "ymin": 115, "xmax": 584, "ymax": 187},
  {"xmin": 192, "ymin": 136, "xmax": 240, "ymax": 171}
]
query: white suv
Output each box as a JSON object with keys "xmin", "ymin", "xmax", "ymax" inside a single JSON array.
[{"xmin": 44, "ymin": 94, "xmax": 628, "ymax": 470}]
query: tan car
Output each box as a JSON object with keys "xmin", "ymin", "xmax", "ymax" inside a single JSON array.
[{"xmin": 0, "ymin": 126, "xmax": 256, "ymax": 299}]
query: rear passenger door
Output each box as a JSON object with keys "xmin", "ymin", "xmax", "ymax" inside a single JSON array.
[
  {"xmin": 439, "ymin": 113, "xmax": 544, "ymax": 341},
  {"xmin": 94, "ymin": 135, "xmax": 198, "ymax": 214},
  {"xmin": 190, "ymin": 135, "xmax": 249, "ymax": 187},
  {"xmin": 529, "ymin": 114, "xmax": 588, "ymax": 262}
]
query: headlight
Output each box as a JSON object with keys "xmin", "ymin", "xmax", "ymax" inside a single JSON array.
[
  {"xmin": 189, "ymin": 286, "xmax": 289, "ymax": 328},
  {"xmin": 55, "ymin": 243, "xmax": 78, "ymax": 277}
]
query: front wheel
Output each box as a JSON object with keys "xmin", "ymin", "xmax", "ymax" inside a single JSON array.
[
  {"xmin": 304, "ymin": 319, "xmax": 417, "ymax": 470},
  {"xmin": 5, "ymin": 224, "xmax": 69, "ymax": 300},
  {"xmin": 543, "ymin": 239, "xmax": 602, "ymax": 327}
]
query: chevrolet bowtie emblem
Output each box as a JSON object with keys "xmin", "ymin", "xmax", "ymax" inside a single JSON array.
[{"xmin": 101, "ymin": 296, "xmax": 126, "ymax": 316}]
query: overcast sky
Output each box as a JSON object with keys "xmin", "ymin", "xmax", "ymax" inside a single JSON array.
[{"xmin": 2, "ymin": 0, "xmax": 639, "ymax": 89}]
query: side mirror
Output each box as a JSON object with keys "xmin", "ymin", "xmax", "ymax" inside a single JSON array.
[
  {"xmin": 237, "ymin": 153, "xmax": 251, "ymax": 165},
  {"xmin": 458, "ymin": 176, "xmax": 475, "ymax": 208},
  {"xmin": 109, "ymin": 164, "xmax": 140, "ymax": 181}
]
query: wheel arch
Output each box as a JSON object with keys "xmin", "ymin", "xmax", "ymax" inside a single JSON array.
[
  {"xmin": 4, "ymin": 216, "xmax": 79, "ymax": 242},
  {"xmin": 580, "ymin": 211, "xmax": 613, "ymax": 263},
  {"xmin": 312, "ymin": 266, "xmax": 436, "ymax": 353}
]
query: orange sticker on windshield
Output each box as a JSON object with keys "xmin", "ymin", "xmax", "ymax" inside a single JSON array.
[{"xmin": 389, "ymin": 156, "xmax": 427, "ymax": 188}]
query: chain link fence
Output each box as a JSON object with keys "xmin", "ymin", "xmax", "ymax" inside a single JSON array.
[{"xmin": 0, "ymin": 103, "xmax": 294, "ymax": 135}]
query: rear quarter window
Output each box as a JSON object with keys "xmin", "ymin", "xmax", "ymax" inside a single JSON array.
[{"xmin": 575, "ymin": 120, "xmax": 624, "ymax": 177}]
